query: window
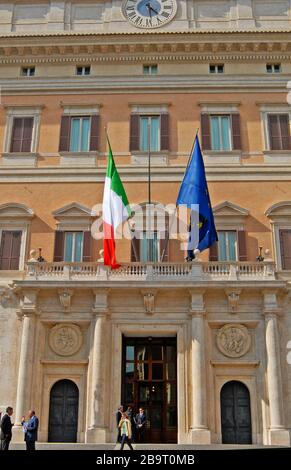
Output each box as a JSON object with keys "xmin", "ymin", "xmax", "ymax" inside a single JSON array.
[
  {"xmin": 0, "ymin": 230, "xmax": 22, "ymax": 270},
  {"xmin": 64, "ymin": 232, "xmax": 83, "ymax": 262},
  {"xmin": 210, "ymin": 115, "xmax": 231, "ymax": 151},
  {"xmin": 267, "ymin": 114, "xmax": 290, "ymax": 150},
  {"xmin": 59, "ymin": 115, "xmax": 99, "ymax": 153},
  {"xmin": 218, "ymin": 231, "xmax": 237, "ymax": 261},
  {"xmin": 279, "ymin": 230, "xmax": 291, "ymax": 270},
  {"xmin": 76, "ymin": 66, "xmax": 91, "ymax": 76},
  {"xmin": 70, "ymin": 117, "xmax": 91, "ymax": 152},
  {"xmin": 266, "ymin": 64, "xmax": 281, "ymax": 74},
  {"xmin": 140, "ymin": 232, "xmax": 159, "ymax": 262},
  {"xmin": 201, "ymin": 113, "xmax": 241, "ymax": 152},
  {"xmin": 10, "ymin": 117, "xmax": 34, "ymax": 153},
  {"xmin": 53, "ymin": 229, "xmax": 92, "ymax": 262},
  {"xmin": 209, "ymin": 64, "xmax": 224, "ymax": 74},
  {"xmin": 140, "ymin": 116, "xmax": 160, "ymax": 152},
  {"xmin": 143, "ymin": 64, "xmax": 158, "ymax": 75},
  {"xmin": 21, "ymin": 67, "xmax": 35, "ymax": 77}
]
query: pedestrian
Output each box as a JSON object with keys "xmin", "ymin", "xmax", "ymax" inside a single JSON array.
[
  {"xmin": 134, "ymin": 407, "xmax": 146, "ymax": 443},
  {"xmin": 119, "ymin": 412, "xmax": 134, "ymax": 450},
  {"xmin": 125, "ymin": 406, "xmax": 135, "ymax": 442},
  {"xmin": 0, "ymin": 407, "xmax": 13, "ymax": 451},
  {"xmin": 21, "ymin": 410, "xmax": 39, "ymax": 451},
  {"xmin": 115, "ymin": 405, "xmax": 123, "ymax": 443}
]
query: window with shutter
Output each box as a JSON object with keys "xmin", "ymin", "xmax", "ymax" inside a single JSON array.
[
  {"xmin": 0, "ymin": 230, "xmax": 22, "ymax": 270},
  {"xmin": 10, "ymin": 117, "xmax": 33, "ymax": 153},
  {"xmin": 268, "ymin": 114, "xmax": 291, "ymax": 150},
  {"xmin": 279, "ymin": 230, "xmax": 291, "ymax": 270},
  {"xmin": 218, "ymin": 231, "xmax": 237, "ymax": 261},
  {"xmin": 59, "ymin": 115, "xmax": 100, "ymax": 152}
]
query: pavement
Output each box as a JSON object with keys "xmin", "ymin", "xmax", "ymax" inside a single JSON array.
[{"xmin": 9, "ymin": 442, "xmax": 287, "ymax": 451}]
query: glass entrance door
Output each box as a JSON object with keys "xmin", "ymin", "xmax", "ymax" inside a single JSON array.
[{"xmin": 122, "ymin": 337, "xmax": 177, "ymax": 443}]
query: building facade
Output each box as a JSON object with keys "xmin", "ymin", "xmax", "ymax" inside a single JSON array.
[{"xmin": 0, "ymin": 0, "xmax": 291, "ymax": 446}]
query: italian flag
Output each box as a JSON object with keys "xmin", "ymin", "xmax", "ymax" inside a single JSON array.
[{"xmin": 103, "ymin": 140, "xmax": 131, "ymax": 269}]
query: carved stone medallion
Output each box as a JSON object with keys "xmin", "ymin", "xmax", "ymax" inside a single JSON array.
[
  {"xmin": 216, "ymin": 324, "xmax": 251, "ymax": 358},
  {"xmin": 49, "ymin": 323, "xmax": 82, "ymax": 356}
]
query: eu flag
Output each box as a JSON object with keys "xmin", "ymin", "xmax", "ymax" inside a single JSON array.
[{"xmin": 176, "ymin": 135, "xmax": 218, "ymax": 253}]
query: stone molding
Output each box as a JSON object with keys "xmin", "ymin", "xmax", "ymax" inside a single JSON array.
[{"xmin": 216, "ymin": 323, "xmax": 251, "ymax": 358}]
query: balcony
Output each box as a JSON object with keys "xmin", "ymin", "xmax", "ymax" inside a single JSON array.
[{"xmin": 24, "ymin": 261, "xmax": 277, "ymax": 283}]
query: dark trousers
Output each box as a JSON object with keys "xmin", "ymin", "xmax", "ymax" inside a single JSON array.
[
  {"xmin": 0, "ymin": 437, "xmax": 11, "ymax": 451},
  {"xmin": 25, "ymin": 439, "xmax": 36, "ymax": 451},
  {"xmin": 136, "ymin": 427, "xmax": 145, "ymax": 443},
  {"xmin": 120, "ymin": 434, "xmax": 133, "ymax": 450}
]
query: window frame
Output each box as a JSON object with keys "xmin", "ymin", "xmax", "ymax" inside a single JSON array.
[
  {"xmin": 266, "ymin": 63, "xmax": 281, "ymax": 74},
  {"xmin": 139, "ymin": 115, "xmax": 161, "ymax": 152},
  {"xmin": 217, "ymin": 230, "xmax": 238, "ymax": 262},
  {"xmin": 209, "ymin": 64, "xmax": 224, "ymax": 74},
  {"xmin": 210, "ymin": 114, "xmax": 232, "ymax": 151},
  {"xmin": 4, "ymin": 107, "xmax": 42, "ymax": 155},
  {"xmin": 143, "ymin": 64, "xmax": 158, "ymax": 75},
  {"xmin": 259, "ymin": 105, "xmax": 291, "ymax": 153},
  {"xmin": 69, "ymin": 116, "xmax": 91, "ymax": 153},
  {"xmin": 64, "ymin": 231, "xmax": 84, "ymax": 263},
  {"xmin": 76, "ymin": 65, "xmax": 91, "ymax": 76},
  {"xmin": 21, "ymin": 66, "xmax": 35, "ymax": 77}
]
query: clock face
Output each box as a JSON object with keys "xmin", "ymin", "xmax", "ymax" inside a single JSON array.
[{"xmin": 122, "ymin": 0, "xmax": 177, "ymax": 29}]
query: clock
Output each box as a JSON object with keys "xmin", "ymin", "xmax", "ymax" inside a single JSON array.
[{"xmin": 122, "ymin": 0, "xmax": 177, "ymax": 29}]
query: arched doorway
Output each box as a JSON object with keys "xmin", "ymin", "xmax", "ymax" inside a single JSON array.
[
  {"xmin": 48, "ymin": 379, "xmax": 79, "ymax": 442},
  {"xmin": 220, "ymin": 380, "xmax": 252, "ymax": 444}
]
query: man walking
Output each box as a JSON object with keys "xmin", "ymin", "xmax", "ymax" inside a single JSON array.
[
  {"xmin": 22, "ymin": 410, "xmax": 39, "ymax": 451},
  {"xmin": 0, "ymin": 407, "xmax": 13, "ymax": 451}
]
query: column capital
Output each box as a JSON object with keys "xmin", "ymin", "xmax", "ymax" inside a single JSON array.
[
  {"xmin": 188, "ymin": 289, "xmax": 206, "ymax": 316},
  {"xmin": 19, "ymin": 288, "xmax": 40, "ymax": 316},
  {"xmin": 262, "ymin": 289, "xmax": 282, "ymax": 317},
  {"xmin": 92, "ymin": 288, "xmax": 110, "ymax": 315}
]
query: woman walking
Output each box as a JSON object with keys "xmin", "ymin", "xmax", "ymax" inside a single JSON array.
[{"xmin": 119, "ymin": 412, "xmax": 134, "ymax": 450}]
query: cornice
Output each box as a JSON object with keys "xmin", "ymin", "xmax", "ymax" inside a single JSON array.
[{"xmin": 1, "ymin": 165, "xmax": 291, "ymax": 183}]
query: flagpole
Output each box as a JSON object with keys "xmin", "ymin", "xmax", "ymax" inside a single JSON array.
[
  {"xmin": 148, "ymin": 119, "xmax": 152, "ymax": 261},
  {"xmin": 160, "ymin": 128, "xmax": 199, "ymax": 262},
  {"xmin": 104, "ymin": 127, "xmax": 139, "ymax": 262}
]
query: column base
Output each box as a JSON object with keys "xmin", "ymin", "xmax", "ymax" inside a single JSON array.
[
  {"xmin": 12, "ymin": 425, "xmax": 25, "ymax": 443},
  {"xmin": 86, "ymin": 427, "xmax": 107, "ymax": 443},
  {"xmin": 189, "ymin": 428, "xmax": 211, "ymax": 445},
  {"xmin": 269, "ymin": 428, "xmax": 290, "ymax": 446}
]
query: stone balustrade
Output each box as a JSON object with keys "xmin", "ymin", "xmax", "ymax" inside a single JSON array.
[{"xmin": 25, "ymin": 261, "xmax": 276, "ymax": 282}]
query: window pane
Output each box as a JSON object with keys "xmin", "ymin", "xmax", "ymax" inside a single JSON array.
[
  {"xmin": 166, "ymin": 346, "xmax": 176, "ymax": 362},
  {"xmin": 64, "ymin": 233, "xmax": 73, "ymax": 262},
  {"xmin": 152, "ymin": 363, "xmax": 163, "ymax": 380},
  {"xmin": 167, "ymin": 407, "xmax": 177, "ymax": 427},
  {"xmin": 126, "ymin": 345, "xmax": 134, "ymax": 361},
  {"xmin": 151, "ymin": 117, "xmax": 160, "ymax": 151},
  {"xmin": 74, "ymin": 232, "xmax": 83, "ymax": 262},
  {"xmin": 165, "ymin": 362, "xmax": 176, "ymax": 380},
  {"xmin": 218, "ymin": 231, "xmax": 227, "ymax": 261},
  {"xmin": 125, "ymin": 363, "xmax": 134, "ymax": 380},
  {"xmin": 221, "ymin": 116, "xmax": 231, "ymax": 150},
  {"xmin": 166, "ymin": 383, "xmax": 176, "ymax": 405},
  {"xmin": 152, "ymin": 346, "xmax": 163, "ymax": 360},
  {"xmin": 124, "ymin": 383, "xmax": 134, "ymax": 403},
  {"xmin": 136, "ymin": 345, "xmax": 149, "ymax": 361},
  {"xmin": 70, "ymin": 118, "xmax": 80, "ymax": 151},
  {"xmin": 81, "ymin": 118, "xmax": 90, "ymax": 151},
  {"xmin": 140, "ymin": 232, "xmax": 159, "ymax": 262},
  {"xmin": 211, "ymin": 116, "xmax": 220, "ymax": 150},
  {"xmin": 140, "ymin": 117, "xmax": 148, "ymax": 151},
  {"xmin": 228, "ymin": 231, "xmax": 237, "ymax": 261},
  {"xmin": 136, "ymin": 363, "xmax": 149, "ymax": 380}
]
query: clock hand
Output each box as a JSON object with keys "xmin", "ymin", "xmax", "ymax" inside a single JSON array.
[
  {"xmin": 146, "ymin": 3, "xmax": 152, "ymax": 18},
  {"xmin": 149, "ymin": 5, "xmax": 159, "ymax": 15}
]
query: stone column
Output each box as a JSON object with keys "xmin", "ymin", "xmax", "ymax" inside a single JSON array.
[
  {"xmin": 86, "ymin": 289, "xmax": 109, "ymax": 443},
  {"xmin": 189, "ymin": 290, "xmax": 211, "ymax": 444},
  {"xmin": 263, "ymin": 291, "xmax": 290, "ymax": 446},
  {"xmin": 13, "ymin": 289, "xmax": 38, "ymax": 442}
]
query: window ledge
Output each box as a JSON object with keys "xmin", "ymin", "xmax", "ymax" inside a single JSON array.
[
  {"xmin": 59, "ymin": 152, "xmax": 98, "ymax": 167},
  {"xmin": 203, "ymin": 150, "xmax": 242, "ymax": 165},
  {"xmin": 1, "ymin": 152, "xmax": 39, "ymax": 167},
  {"xmin": 263, "ymin": 150, "xmax": 291, "ymax": 164},
  {"xmin": 131, "ymin": 151, "xmax": 169, "ymax": 166}
]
